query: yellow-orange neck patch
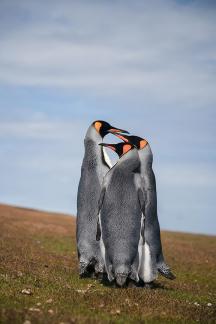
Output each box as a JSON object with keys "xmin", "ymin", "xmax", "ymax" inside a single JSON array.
[
  {"xmin": 94, "ymin": 121, "xmax": 102, "ymax": 133},
  {"xmin": 140, "ymin": 139, "xmax": 148, "ymax": 149},
  {"xmin": 123, "ymin": 144, "xmax": 132, "ymax": 155}
]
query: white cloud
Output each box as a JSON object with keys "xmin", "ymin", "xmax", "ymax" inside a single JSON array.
[{"xmin": 0, "ymin": 0, "xmax": 215, "ymax": 104}]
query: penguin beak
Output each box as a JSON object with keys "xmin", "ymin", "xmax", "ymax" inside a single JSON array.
[
  {"xmin": 112, "ymin": 133, "xmax": 129, "ymax": 143},
  {"xmin": 99, "ymin": 143, "xmax": 116, "ymax": 152},
  {"xmin": 108, "ymin": 126, "xmax": 129, "ymax": 134}
]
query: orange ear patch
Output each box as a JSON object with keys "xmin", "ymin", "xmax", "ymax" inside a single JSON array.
[
  {"xmin": 140, "ymin": 139, "xmax": 148, "ymax": 149},
  {"xmin": 123, "ymin": 144, "xmax": 132, "ymax": 155},
  {"xmin": 94, "ymin": 121, "xmax": 102, "ymax": 133}
]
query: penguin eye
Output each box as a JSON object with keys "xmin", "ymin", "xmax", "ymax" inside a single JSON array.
[
  {"xmin": 139, "ymin": 139, "xmax": 148, "ymax": 149},
  {"xmin": 94, "ymin": 121, "xmax": 102, "ymax": 133},
  {"xmin": 123, "ymin": 144, "xmax": 132, "ymax": 155}
]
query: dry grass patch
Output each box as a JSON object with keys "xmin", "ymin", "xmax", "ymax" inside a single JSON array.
[{"xmin": 0, "ymin": 203, "xmax": 215, "ymax": 323}]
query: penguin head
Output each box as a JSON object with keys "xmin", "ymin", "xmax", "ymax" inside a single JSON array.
[
  {"xmin": 92, "ymin": 120, "xmax": 129, "ymax": 138},
  {"xmin": 99, "ymin": 142, "xmax": 134, "ymax": 158},
  {"xmin": 112, "ymin": 134, "xmax": 148, "ymax": 150}
]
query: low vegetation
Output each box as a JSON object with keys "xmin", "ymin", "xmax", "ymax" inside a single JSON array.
[{"xmin": 0, "ymin": 204, "xmax": 215, "ymax": 323}]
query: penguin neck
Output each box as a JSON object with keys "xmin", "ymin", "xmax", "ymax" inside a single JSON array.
[
  {"xmin": 114, "ymin": 149, "xmax": 140, "ymax": 174},
  {"xmin": 84, "ymin": 124, "xmax": 110, "ymax": 168},
  {"xmin": 138, "ymin": 143, "xmax": 153, "ymax": 170},
  {"xmin": 85, "ymin": 124, "xmax": 103, "ymax": 144}
]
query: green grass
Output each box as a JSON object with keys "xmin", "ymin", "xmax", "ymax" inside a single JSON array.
[{"xmin": 0, "ymin": 204, "xmax": 215, "ymax": 323}]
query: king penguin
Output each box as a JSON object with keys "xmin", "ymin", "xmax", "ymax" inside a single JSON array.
[
  {"xmin": 112, "ymin": 134, "xmax": 176, "ymax": 283},
  {"xmin": 76, "ymin": 121, "xmax": 128, "ymax": 277},
  {"xmin": 96, "ymin": 142, "xmax": 146, "ymax": 287}
]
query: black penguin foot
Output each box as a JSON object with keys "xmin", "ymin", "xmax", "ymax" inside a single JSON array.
[
  {"xmin": 127, "ymin": 279, "xmax": 143, "ymax": 288},
  {"xmin": 144, "ymin": 282, "xmax": 154, "ymax": 289},
  {"xmin": 79, "ymin": 261, "xmax": 96, "ymax": 278},
  {"xmin": 80, "ymin": 271, "xmax": 93, "ymax": 278},
  {"xmin": 95, "ymin": 272, "xmax": 104, "ymax": 280},
  {"xmin": 158, "ymin": 268, "xmax": 176, "ymax": 280},
  {"xmin": 79, "ymin": 263, "xmax": 88, "ymax": 278}
]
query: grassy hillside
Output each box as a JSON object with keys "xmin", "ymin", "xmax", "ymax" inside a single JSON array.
[{"xmin": 0, "ymin": 203, "xmax": 215, "ymax": 323}]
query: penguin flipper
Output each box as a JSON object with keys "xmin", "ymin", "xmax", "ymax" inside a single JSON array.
[
  {"xmin": 96, "ymin": 184, "xmax": 107, "ymax": 241},
  {"xmin": 96, "ymin": 217, "xmax": 101, "ymax": 241},
  {"xmin": 137, "ymin": 187, "xmax": 146, "ymax": 245},
  {"xmin": 135, "ymin": 174, "xmax": 145, "ymax": 214},
  {"xmin": 140, "ymin": 214, "xmax": 145, "ymax": 246},
  {"xmin": 97, "ymin": 185, "xmax": 107, "ymax": 215},
  {"xmin": 158, "ymin": 263, "xmax": 176, "ymax": 280}
]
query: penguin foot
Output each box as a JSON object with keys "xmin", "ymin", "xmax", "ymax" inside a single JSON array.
[
  {"xmin": 127, "ymin": 280, "xmax": 137, "ymax": 288},
  {"xmin": 158, "ymin": 266, "xmax": 176, "ymax": 280},
  {"xmin": 127, "ymin": 279, "xmax": 144, "ymax": 288},
  {"xmin": 79, "ymin": 261, "xmax": 96, "ymax": 278},
  {"xmin": 144, "ymin": 282, "xmax": 154, "ymax": 289},
  {"xmin": 94, "ymin": 261, "xmax": 105, "ymax": 275},
  {"xmin": 95, "ymin": 272, "xmax": 104, "ymax": 280},
  {"xmin": 99, "ymin": 273, "xmax": 118, "ymax": 287},
  {"xmin": 129, "ymin": 270, "xmax": 139, "ymax": 283},
  {"xmin": 79, "ymin": 262, "xmax": 88, "ymax": 277},
  {"xmin": 80, "ymin": 271, "xmax": 93, "ymax": 278}
]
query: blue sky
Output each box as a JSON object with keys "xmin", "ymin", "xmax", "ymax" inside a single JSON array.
[{"xmin": 0, "ymin": 0, "xmax": 215, "ymax": 234}]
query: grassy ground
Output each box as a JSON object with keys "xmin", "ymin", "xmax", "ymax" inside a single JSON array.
[{"xmin": 0, "ymin": 203, "xmax": 215, "ymax": 324}]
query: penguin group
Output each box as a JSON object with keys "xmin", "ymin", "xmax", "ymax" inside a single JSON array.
[{"xmin": 76, "ymin": 120, "xmax": 175, "ymax": 287}]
